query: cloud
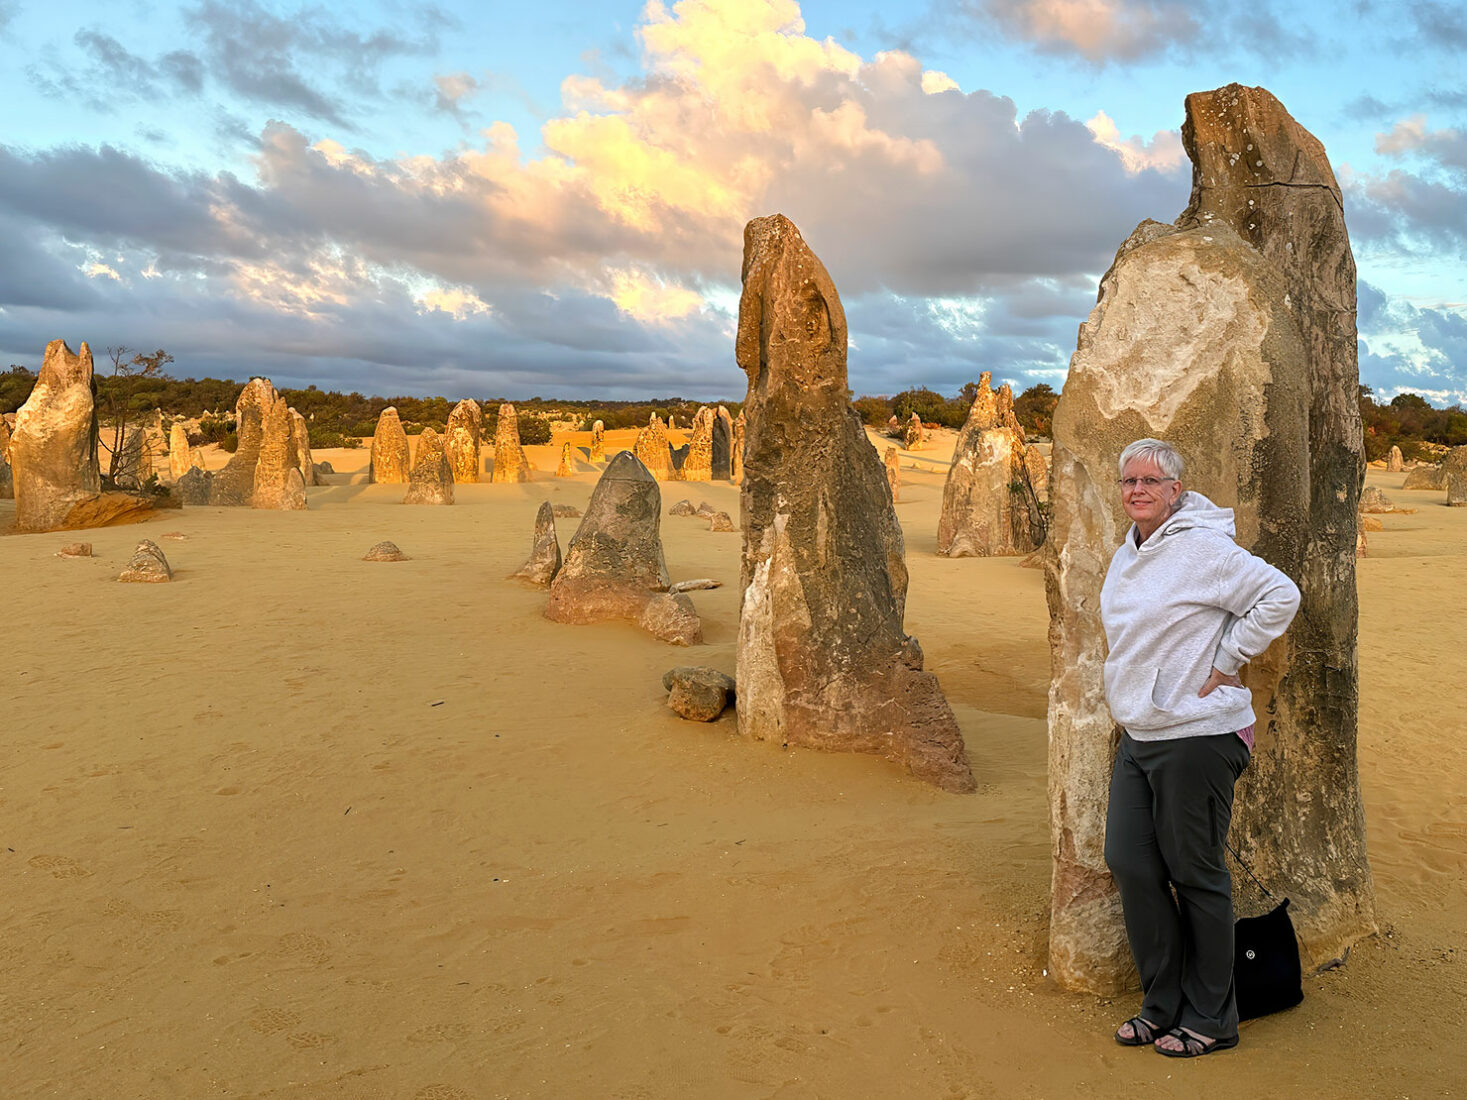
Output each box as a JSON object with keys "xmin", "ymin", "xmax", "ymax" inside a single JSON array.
[
  {"xmin": 1374, "ymin": 115, "xmax": 1467, "ymax": 175},
  {"xmin": 0, "ymin": 0, "xmax": 1189, "ymax": 398},
  {"xmin": 1356, "ymin": 280, "xmax": 1467, "ymax": 404},
  {"xmin": 964, "ymin": 0, "xmax": 1200, "ymax": 63},
  {"xmin": 433, "ymin": 71, "xmax": 481, "ymax": 123},
  {"xmin": 1085, "ymin": 110, "xmax": 1184, "ymax": 173}
]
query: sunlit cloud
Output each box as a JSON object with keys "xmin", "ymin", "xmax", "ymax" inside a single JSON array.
[{"xmin": 1085, "ymin": 110, "xmax": 1184, "ymax": 174}]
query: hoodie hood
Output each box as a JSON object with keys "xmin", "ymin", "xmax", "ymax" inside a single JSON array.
[{"xmin": 1133, "ymin": 490, "xmax": 1235, "ymax": 549}]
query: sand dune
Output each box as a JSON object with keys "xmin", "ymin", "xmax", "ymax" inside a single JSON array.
[{"xmin": 1, "ymin": 434, "xmax": 1462, "ymax": 1098}]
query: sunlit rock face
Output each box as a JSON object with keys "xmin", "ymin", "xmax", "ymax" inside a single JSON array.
[
  {"xmin": 403, "ymin": 427, "xmax": 454, "ymax": 506},
  {"xmin": 209, "ymin": 378, "xmax": 276, "ymax": 506},
  {"xmin": 937, "ymin": 373, "xmax": 1043, "ymax": 558},
  {"xmin": 370, "ymin": 407, "xmax": 411, "ymax": 485},
  {"xmin": 1045, "ymin": 83, "xmax": 1375, "ymax": 994},
  {"xmin": 735, "ymin": 213, "xmax": 974, "ymax": 794},
  {"xmin": 633, "ymin": 413, "xmax": 674, "ymax": 481},
  {"xmin": 251, "ymin": 395, "xmax": 308, "ymax": 510},
  {"xmin": 11, "ymin": 340, "xmax": 102, "ymax": 531},
  {"xmin": 445, "ymin": 399, "xmax": 483, "ymax": 484},
  {"xmin": 492, "ymin": 403, "xmax": 532, "ymax": 484}
]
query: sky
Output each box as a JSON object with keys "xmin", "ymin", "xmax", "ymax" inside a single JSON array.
[{"xmin": 0, "ymin": 0, "xmax": 1464, "ymax": 404}]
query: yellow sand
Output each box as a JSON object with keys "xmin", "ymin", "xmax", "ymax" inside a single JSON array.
[{"xmin": 1, "ymin": 430, "xmax": 1463, "ymax": 1098}]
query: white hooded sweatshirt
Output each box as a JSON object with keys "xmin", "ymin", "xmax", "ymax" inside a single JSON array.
[{"xmin": 1100, "ymin": 490, "xmax": 1301, "ymax": 742}]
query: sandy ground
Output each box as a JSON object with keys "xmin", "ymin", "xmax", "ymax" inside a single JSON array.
[{"xmin": 1, "ymin": 428, "xmax": 1463, "ymax": 1099}]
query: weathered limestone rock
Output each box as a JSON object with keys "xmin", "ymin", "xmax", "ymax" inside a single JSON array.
[
  {"xmin": 1046, "ymin": 84, "xmax": 1374, "ymax": 993},
  {"xmin": 663, "ymin": 666, "xmax": 737, "ymax": 721},
  {"xmin": 668, "ymin": 498, "xmax": 697, "ymax": 517},
  {"xmin": 682, "ymin": 407, "xmax": 714, "ymax": 482},
  {"xmin": 1025, "ymin": 445, "xmax": 1050, "ymax": 502},
  {"xmin": 707, "ymin": 510, "xmax": 735, "ymax": 532},
  {"xmin": 209, "ymin": 378, "xmax": 276, "ymax": 506},
  {"xmin": 1180, "ymin": 83, "xmax": 1375, "ymax": 969},
  {"xmin": 551, "ymin": 503, "xmax": 582, "ymax": 518},
  {"xmin": 695, "ymin": 500, "xmax": 715, "ymax": 517},
  {"xmin": 938, "ymin": 373, "xmax": 1044, "ymax": 557},
  {"xmin": 363, "ymin": 540, "xmax": 410, "ymax": 562},
  {"xmin": 403, "ymin": 428, "xmax": 454, "ymax": 505},
  {"xmin": 732, "ymin": 411, "xmax": 746, "ymax": 482},
  {"xmin": 1356, "ymin": 527, "xmax": 1368, "ymax": 557},
  {"xmin": 1401, "ymin": 464, "xmax": 1444, "ymax": 490},
  {"xmin": 11, "ymin": 339, "xmax": 103, "ymax": 530},
  {"xmin": 544, "ymin": 451, "xmax": 702, "ymax": 645},
  {"xmin": 736, "ymin": 214, "xmax": 974, "ymax": 793},
  {"xmin": 633, "ymin": 413, "xmax": 674, "ymax": 481},
  {"xmin": 884, "ymin": 446, "xmax": 900, "ymax": 502},
  {"xmin": 589, "ymin": 420, "xmax": 606, "ymax": 462},
  {"xmin": 114, "ymin": 427, "xmax": 150, "ymax": 489},
  {"xmin": 118, "ymin": 539, "xmax": 172, "ymax": 583},
  {"xmin": 139, "ymin": 409, "xmax": 167, "ymax": 471},
  {"xmin": 886, "ymin": 414, "xmax": 902, "ymax": 436},
  {"xmin": 0, "ymin": 416, "xmax": 12, "ymax": 499},
  {"xmin": 176, "ymin": 466, "xmax": 212, "ymax": 505},
  {"xmin": 167, "ymin": 422, "xmax": 195, "ymax": 480},
  {"xmin": 58, "ymin": 542, "xmax": 92, "ymax": 558},
  {"xmin": 1386, "ymin": 445, "xmax": 1404, "ymax": 472},
  {"xmin": 1359, "ymin": 514, "xmax": 1384, "ymax": 532},
  {"xmin": 289, "ymin": 409, "xmax": 321, "ymax": 487},
  {"xmin": 252, "ymin": 397, "xmax": 307, "ymax": 510},
  {"xmin": 491, "ymin": 403, "xmax": 531, "ymax": 483},
  {"xmin": 904, "ymin": 412, "xmax": 922, "ymax": 450},
  {"xmin": 370, "ymin": 407, "xmax": 412, "ymax": 484},
  {"xmin": 511, "ymin": 501, "xmax": 563, "ymax": 586},
  {"xmin": 1448, "ymin": 471, "xmax": 1467, "ymax": 507},
  {"xmin": 556, "ymin": 442, "xmax": 576, "ymax": 478},
  {"xmin": 669, "ymin": 578, "xmax": 722, "ymax": 593},
  {"xmin": 444, "ymin": 399, "xmax": 483, "ymax": 483},
  {"xmin": 1359, "ymin": 486, "xmax": 1401, "ymax": 513},
  {"xmin": 712, "ymin": 406, "xmax": 734, "ymax": 479},
  {"xmin": 1047, "ymin": 215, "xmax": 1311, "ymax": 992}
]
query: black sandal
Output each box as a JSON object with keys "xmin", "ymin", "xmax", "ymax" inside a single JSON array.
[
  {"xmin": 1114, "ymin": 1016, "xmax": 1162, "ymax": 1046},
  {"xmin": 1155, "ymin": 1027, "xmax": 1240, "ymax": 1058}
]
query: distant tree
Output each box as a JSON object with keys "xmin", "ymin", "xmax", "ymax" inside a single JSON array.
[
  {"xmin": 0, "ymin": 365, "xmax": 38, "ymax": 413},
  {"xmin": 98, "ymin": 347, "xmax": 173, "ymax": 481},
  {"xmin": 1013, "ymin": 383, "xmax": 1059, "ymax": 438}
]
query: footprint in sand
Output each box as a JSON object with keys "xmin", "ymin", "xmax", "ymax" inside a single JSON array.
[
  {"xmin": 414, "ymin": 1086, "xmax": 473, "ymax": 1100},
  {"xmin": 285, "ymin": 1030, "xmax": 336, "ymax": 1050},
  {"xmin": 248, "ymin": 1007, "xmax": 301, "ymax": 1035},
  {"xmin": 274, "ymin": 931, "xmax": 330, "ymax": 965},
  {"xmin": 407, "ymin": 1023, "xmax": 473, "ymax": 1044},
  {"xmin": 28, "ymin": 854, "xmax": 91, "ymax": 878}
]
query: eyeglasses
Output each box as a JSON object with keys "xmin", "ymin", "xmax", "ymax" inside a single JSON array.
[{"xmin": 1117, "ymin": 476, "xmax": 1177, "ymax": 490}]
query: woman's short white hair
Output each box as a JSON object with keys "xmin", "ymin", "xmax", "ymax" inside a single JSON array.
[{"xmin": 1118, "ymin": 438, "xmax": 1185, "ymax": 481}]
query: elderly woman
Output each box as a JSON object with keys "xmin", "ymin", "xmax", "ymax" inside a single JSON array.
[{"xmin": 1101, "ymin": 439, "xmax": 1300, "ymax": 1058}]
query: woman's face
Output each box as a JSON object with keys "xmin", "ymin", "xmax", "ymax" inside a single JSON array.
[{"xmin": 1121, "ymin": 455, "xmax": 1183, "ymax": 531}]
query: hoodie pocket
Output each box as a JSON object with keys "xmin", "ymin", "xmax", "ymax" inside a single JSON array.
[{"xmin": 1102, "ymin": 664, "xmax": 1170, "ymax": 730}]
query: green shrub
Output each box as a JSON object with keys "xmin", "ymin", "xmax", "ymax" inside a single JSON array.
[
  {"xmin": 518, "ymin": 414, "xmax": 552, "ymax": 446},
  {"xmin": 222, "ymin": 431, "xmax": 238, "ymax": 453}
]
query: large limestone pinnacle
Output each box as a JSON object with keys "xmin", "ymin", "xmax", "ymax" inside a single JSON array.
[
  {"xmin": 735, "ymin": 214, "xmax": 975, "ymax": 793},
  {"xmin": 1179, "ymin": 83, "xmax": 1375, "ymax": 968},
  {"xmin": 1045, "ymin": 85, "xmax": 1375, "ymax": 993},
  {"xmin": 11, "ymin": 339, "xmax": 102, "ymax": 531}
]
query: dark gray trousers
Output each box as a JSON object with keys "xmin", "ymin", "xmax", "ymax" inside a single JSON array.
[{"xmin": 1104, "ymin": 731, "xmax": 1251, "ymax": 1040}]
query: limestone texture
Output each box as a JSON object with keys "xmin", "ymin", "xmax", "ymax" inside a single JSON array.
[
  {"xmin": 58, "ymin": 542, "xmax": 92, "ymax": 557},
  {"xmin": 662, "ymin": 666, "xmax": 737, "ymax": 722},
  {"xmin": 712, "ymin": 407, "xmax": 734, "ymax": 479},
  {"xmin": 544, "ymin": 451, "xmax": 702, "ymax": 645},
  {"xmin": 1179, "ymin": 82, "xmax": 1376, "ymax": 971},
  {"xmin": 168, "ymin": 423, "xmax": 195, "ymax": 480},
  {"xmin": 404, "ymin": 428, "xmax": 454, "ymax": 505},
  {"xmin": 176, "ymin": 467, "xmax": 212, "ymax": 505},
  {"xmin": 1386, "ymin": 445, "xmax": 1404, "ymax": 472},
  {"xmin": 363, "ymin": 541, "xmax": 410, "ymax": 562},
  {"xmin": 118, "ymin": 539, "xmax": 172, "ymax": 583},
  {"xmin": 0, "ymin": 417, "xmax": 11, "ymax": 499},
  {"xmin": 556, "ymin": 442, "xmax": 576, "ymax": 478},
  {"xmin": 1046, "ymin": 84, "xmax": 1374, "ymax": 993},
  {"xmin": 209, "ymin": 378, "xmax": 276, "ymax": 506},
  {"xmin": 512, "ymin": 501, "xmax": 563, "ymax": 586},
  {"xmin": 681, "ymin": 407, "xmax": 714, "ymax": 482},
  {"xmin": 884, "ymin": 446, "xmax": 900, "ymax": 502},
  {"xmin": 1401, "ymin": 464, "xmax": 1444, "ymax": 491},
  {"xmin": 1448, "ymin": 471, "xmax": 1467, "ymax": 507},
  {"xmin": 10, "ymin": 339, "xmax": 103, "ymax": 531},
  {"xmin": 1359, "ymin": 486, "xmax": 1401, "ymax": 513},
  {"xmin": 251, "ymin": 397, "xmax": 307, "ymax": 510},
  {"xmin": 668, "ymin": 499, "xmax": 697, "ymax": 517},
  {"xmin": 735, "ymin": 214, "xmax": 973, "ymax": 793},
  {"xmin": 114, "ymin": 428, "xmax": 150, "ymax": 489},
  {"xmin": 731, "ymin": 411, "xmax": 746, "ymax": 482},
  {"xmin": 937, "ymin": 372, "xmax": 1044, "ymax": 557},
  {"xmin": 589, "ymin": 420, "xmax": 606, "ymax": 463},
  {"xmin": 669, "ymin": 578, "xmax": 722, "ymax": 593},
  {"xmin": 551, "ymin": 503, "xmax": 583, "ymax": 518},
  {"xmin": 707, "ymin": 511, "xmax": 735, "ymax": 532},
  {"xmin": 492, "ymin": 404, "xmax": 531, "ymax": 483},
  {"xmin": 444, "ymin": 399, "xmax": 483, "ymax": 484},
  {"xmin": 904, "ymin": 412, "xmax": 922, "ymax": 450},
  {"xmin": 289, "ymin": 409, "xmax": 320, "ymax": 487},
  {"xmin": 370, "ymin": 407, "xmax": 412, "ymax": 484},
  {"xmin": 633, "ymin": 414, "xmax": 674, "ymax": 481}
]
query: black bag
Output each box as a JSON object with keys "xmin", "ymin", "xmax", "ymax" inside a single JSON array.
[{"xmin": 1234, "ymin": 897, "xmax": 1304, "ymax": 1020}]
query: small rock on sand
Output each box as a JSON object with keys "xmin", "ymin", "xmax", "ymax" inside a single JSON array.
[
  {"xmin": 363, "ymin": 541, "xmax": 410, "ymax": 562},
  {"xmin": 118, "ymin": 539, "xmax": 172, "ymax": 582},
  {"xmin": 662, "ymin": 666, "xmax": 736, "ymax": 722},
  {"xmin": 669, "ymin": 578, "xmax": 722, "ymax": 593},
  {"xmin": 57, "ymin": 542, "xmax": 92, "ymax": 558}
]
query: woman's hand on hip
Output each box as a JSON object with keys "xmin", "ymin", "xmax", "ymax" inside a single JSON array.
[{"xmin": 1198, "ymin": 667, "xmax": 1244, "ymax": 698}]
